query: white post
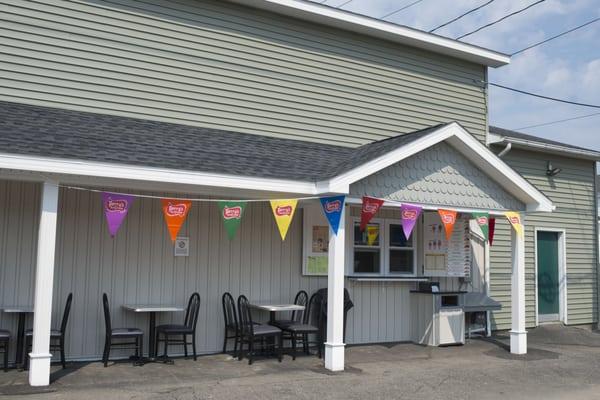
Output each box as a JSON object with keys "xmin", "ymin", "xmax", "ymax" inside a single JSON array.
[
  {"xmin": 29, "ymin": 181, "xmax": 59, "ymax": 386},
  {"xmin": 324, "ymin": 205, "xmax": 345, "ymax": 371},
  {"xmin": 510, "ymin": 217, "xmax": 527, "ymax": 354}
]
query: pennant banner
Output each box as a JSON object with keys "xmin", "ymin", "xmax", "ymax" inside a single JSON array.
[
  {"xmin": 161, "ymin": 199, "xmax": 192, "ymax": 242},
  {"xmin": 505, "ymin": 211, "xmax": 524, "ymax": 238},
  {"xmin": 270, "ymin": 199, "xmax": 298, "ymax": 240},
  {"xmin": 360, "ymin": 196, "xmax": 384, "ymax": 231},
  {"xmin": 218, "ymin": 201, "xmax": 246, "ymax": 240},
  {"xmin": 438, "ymin": 209, "xmax": 458, "ymax": 240},
  {"xmin": 367, "ymin": 225, "xmax": 379, "ymax": 246},
  {"xmin": 472, "ymin": 212, "xmax": 490, "ymax": 241},
  {"xmin": 400, "ymin": 204, "xmax": 422, "ymax": 240},
  {"xmin": 489, "ymin": 217, "xmax": 496, "ymax": 246},
  {"xmin": 102, "ymin": 192, "xmax": 134, "ymax": 237},
  {"xmin": 320, "ymin": 195, "xmax": 345, "ymax": 235}
]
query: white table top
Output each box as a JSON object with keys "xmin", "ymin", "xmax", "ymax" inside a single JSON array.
[
  {"xmin": 122, "ymin": 305, "xmax": 184, "ymax": 313},
  {"xmin": 249, "ymin": 303, "xmax": 305, "ymax": 312},
  {"xmin": 1, "ymin": 306, "xmax": 34, "ymax": 313}
]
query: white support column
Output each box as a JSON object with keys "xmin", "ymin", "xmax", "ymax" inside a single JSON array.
[
  {"xmin": 324, "ymin": 205, "xmax": 345, "ymax": 371},
  {"xmin": 510, "ymin": 217, "xmax": 527, "ymax": 354},
  {"xmin": 29, "ymin": 181, "xmax": 59, "ymax": 386}
]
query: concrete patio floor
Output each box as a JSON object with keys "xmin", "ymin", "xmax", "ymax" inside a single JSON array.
[{"xmin": 1, "ymin": 325, "xmax": 600, "ymax": 400}]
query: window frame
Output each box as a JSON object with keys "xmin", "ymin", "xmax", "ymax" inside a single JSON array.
[
  {"xmin": 350, "ymin": 217, "xmax": 385, "ymax": 276},
  {"xmin": 384, "ymin": 220, "xmax": 417, "ymax": 276}
]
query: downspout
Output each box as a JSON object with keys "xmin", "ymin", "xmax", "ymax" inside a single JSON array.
[{"xmin": 497, "ymin": 142, "xmax": 512, "ymax": 158}]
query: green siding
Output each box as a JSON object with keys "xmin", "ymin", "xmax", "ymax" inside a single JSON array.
[
  {"xmin": 0, "ymin": 0, "xmax": 487, "ymax": 146},
  {"xmin": 489, "ymin": 148, "xmax": 598, "ymax": 329}
]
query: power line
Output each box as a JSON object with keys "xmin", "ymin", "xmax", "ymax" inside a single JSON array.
[
  {"xmin": 511, "ymin": 17, "xmax": 600, "ymax": 56},
  {"xmin": 457, "ymin": 0, "xmax": 546, "ymax": 39},
  {"xmin": 429, "ymin": 0, "xmax": 495, "ymax": 33},
  {"xmin": 337, "ymin": 0, "xmax": 354, "ymax": 7},
  {"xmin": 515, "ymin": 111, "xmax": 600, "ymax": 130},
  {"xmin": 488, "ymin": 82, "xmax": 600, "ymax": 108},
  {"xmin": 381, "ymin": 0, "xmax": 425, "ymax": 19}
]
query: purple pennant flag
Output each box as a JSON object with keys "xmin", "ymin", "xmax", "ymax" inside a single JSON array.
[
  {"xmin": 400, "ymin": 204, "xmax": 422, "ymax": 240},
  {"xmin": 101, "ymin": 192, "xmax": 134, "ymax": 237}
]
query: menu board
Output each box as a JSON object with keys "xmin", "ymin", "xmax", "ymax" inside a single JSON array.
[{"xmin": 423, "ymin": 212, "xmax": 471, "ymax": 277}]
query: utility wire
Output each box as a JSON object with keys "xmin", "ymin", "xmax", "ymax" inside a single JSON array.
[
  {"xmin": 515, "ymin": 111, "xmax": 600, "ymax": 130},
  {"xmin": 381, "ymin": 0, "xmax": 425, "ymax": 19},
  {"xmin": 511, "ymin": 17, "xmax": 600, "ymax": 55},
  {"xmin": 488, "ymin": 82, "xmax": 600, "ymax": 109},
  {"xmin": 337, "ymin": 0, "xmax": 354, "ymax": 7},
  {"xmin": 430, "ymin": 0, "xmax": 495, "ymax": 33},
  {"xmin": 457, "ymin": 0, "xmax": 546, "ymax": 39}
]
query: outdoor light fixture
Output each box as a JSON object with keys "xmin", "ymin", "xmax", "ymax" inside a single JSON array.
[{"xmin": 546, "ymin": 161, "xmax": 562, "ymax": 176}]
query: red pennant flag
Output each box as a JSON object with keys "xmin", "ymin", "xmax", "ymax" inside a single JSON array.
[
  {"xmin": 161, "ymin": 199, "xmax": 192, "ymax": 242},
  {"xmin": 437, "ymin": 209, "xmax": 457, "ymax": 240},
  {"xmin": 360, "ymin": 196, "xmax": 384, "ymax": 231},
  {"xmin": 489, "ymin": 217, "xmax": 496, "ymax": 246}
]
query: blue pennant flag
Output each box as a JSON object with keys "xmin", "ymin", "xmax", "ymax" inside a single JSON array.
[{"xmin": 320, "ymin": 195, "xmax": 346, "ymax": 235}]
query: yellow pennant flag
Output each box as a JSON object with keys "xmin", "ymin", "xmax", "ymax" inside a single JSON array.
[
  {"xmin": 504, "ymin": 211, "xmax": 524, "ymax": 238},
  {"xmin": 366, "ymin": 225, "xmax": 379, "ymax": 246},
  {"xmin": 270, "ymin": 199, "xmax": 298, "ymax": 240}
]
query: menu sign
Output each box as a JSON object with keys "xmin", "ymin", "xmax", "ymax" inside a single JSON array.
[
  {"xmin": 424, "ymin": 212, "xmax": 471, "ymax": 277},
  {"xmin": 446, "ymin": 216, "xmax": 471, "ymax": 277}
]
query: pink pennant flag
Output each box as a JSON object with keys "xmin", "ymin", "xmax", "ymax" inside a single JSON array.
[
  {"xmin": 102, "ymin": 192, "xmax": 134, "ymax": 237},
  {"xmin": 400, "ymin": 204, "xmax": 422, "ymax": 240}
]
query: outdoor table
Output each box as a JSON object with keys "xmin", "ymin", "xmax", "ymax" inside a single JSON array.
[
  {"xmin": 0, "ymin": 306, "xmax": 33, "ymax": 367},
  {"xmin": 121, "ymin": 305, "xmax": 184, "ymax": 360},
  {"xmin": 249, "ymin": 303, "xmax": 305, "ymax": 324}
]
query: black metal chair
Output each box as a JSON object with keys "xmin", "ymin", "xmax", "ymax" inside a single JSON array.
[
  {"xmin": 272, "ymin": 290, "xmax": 308, "ymax": 329},
  {"xmin": 282, "ymin": 292, "xmax": 323, "ymax": 360},
  {"xmin": 155, "ymin": 292, "xmax": 200, "ymax": 361},
  {"xmin": 102, "ymin": 293, "xmax": 143, "ymax": 367},
  {"xmin": 237, "ymin": 295, "xmax": 282, "ymax": 365},
  {"xmin": 222, "ymin": 292, "xmax": 240, "ymax": 357},
  {"xmin": 0, "ymin": 329, "xmax": 10, "ymax": 372},
  {"xmin": 24, "ymin": 293, "xmax": 73, "ymax": 370}
]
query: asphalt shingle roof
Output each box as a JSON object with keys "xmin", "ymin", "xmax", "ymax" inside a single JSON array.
[{"xmin": 0, "ymin": 101, "xmax": 445, "ymax": 182}]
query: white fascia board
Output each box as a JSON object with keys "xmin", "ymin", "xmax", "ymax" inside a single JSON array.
[
  {"xmin": 324, "ymin": 122, "xmax": 554, "ymax": 212},
  {"xmin": 227, "ymin": 0, "xmax": 510, "ymax": 67},
  {"xmin": 0, "ymin": 153, "xmax": 321, "ymax": 195}
]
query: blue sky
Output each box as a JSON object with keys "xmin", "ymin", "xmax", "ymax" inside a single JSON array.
[{"xmin": 313, "ymin": 0, "xmax": 600, "ymax": 150}]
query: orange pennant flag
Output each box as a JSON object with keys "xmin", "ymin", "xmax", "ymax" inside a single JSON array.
[
  {"xmin": 161, "ymin": 199, "xmax": 192, "ymax": 242},
  {"xmin": 437, "ymin": 209, "xmax": 458, "ymax": 240}
]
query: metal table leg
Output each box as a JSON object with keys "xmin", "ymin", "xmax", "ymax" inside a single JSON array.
[
  {"xmin": 148, "ymin": 311, "xmax": 156, "ymax": 359},
  {"xmin": 15, "ymin": 313, "xmax": 26, "ymax": 368}
]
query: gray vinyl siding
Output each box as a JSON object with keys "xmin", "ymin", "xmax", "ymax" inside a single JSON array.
[
  {"xmin": 0, "ymin": 0, "xmax": 488, "ymax": 146},
  {"xmin": 489, "ymin": 149, "xmax": 598, "ymax": 329}
]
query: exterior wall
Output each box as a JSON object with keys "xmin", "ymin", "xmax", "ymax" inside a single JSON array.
[
  {"xmin": 489, "ymin": 148, "xmax": 598, "ymax": 329},
  {"xmin": 0, "ymin": 0, "xmax": 487, "ymax": 146},
  {"xmin": 350, "ymin": 142, "xmax": 524, "ymax": 211}
]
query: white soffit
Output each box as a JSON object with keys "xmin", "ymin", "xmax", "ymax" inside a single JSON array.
[{"xmin": 227, "ymin": 0, "xmax": 510, "ymax": 67}]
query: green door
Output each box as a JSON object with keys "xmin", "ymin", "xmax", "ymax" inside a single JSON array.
[{"xmin": 537, "ymin": 231, "xmax": 560, "ymax": 319}]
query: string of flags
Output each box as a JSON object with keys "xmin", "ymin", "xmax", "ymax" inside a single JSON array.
[{"xmin": 98, "ymin": 189, "xmax": 523, "ymax": 243}]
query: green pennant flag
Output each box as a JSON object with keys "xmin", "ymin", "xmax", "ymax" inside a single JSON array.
[
  {"xmin": 472, "ymin": 212, "xmax": 490, "ymax": 241},
  {"xmin": 218, "ymin": 201, "xmax": 247, "ymax": 240}
]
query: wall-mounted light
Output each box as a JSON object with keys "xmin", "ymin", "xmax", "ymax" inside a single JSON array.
[{"xmin": 546, "ymin": 161, "xmax": 562, "ymax": 177}]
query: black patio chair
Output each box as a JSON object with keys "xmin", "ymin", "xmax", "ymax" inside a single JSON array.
[
  {"xmin": 155, "ymin": 292, "xmax": 200, "ymax": 361},
  {"xmin": 102, "ymin": 293, "xmax": 143, "ymax": 367},
  {"xmin": 272, "ymin": 290, "xmax": 308, "ymax": 329},
  {"xmin": 0, "ymin": 329, "xmax": 9, "ymax": 372},
  {"xmin": 237, "ymin": 295, "xmax": 282, "ymax": 365},
  {"xmin": 222, "ymin": 292, "xmax": 240, "ymax": 357},
  {"xmin": 282, "ymin": 292, "xmax": 323, "ymax": 360},
  {"xmin": 25, "ymin": 292, "xmax": 73, "ymax": 370}
]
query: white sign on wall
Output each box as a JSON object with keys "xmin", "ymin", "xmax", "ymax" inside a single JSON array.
[
  {"xmin": 423, "ymin": 212, "xmax": 471, "ymax": 277},
  {"xmin": 174, "ymin": 237, "xmax": 189, "ymax": 257}
]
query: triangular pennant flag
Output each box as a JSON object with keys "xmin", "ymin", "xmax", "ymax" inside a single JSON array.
[
  {"xmin": 101, "ymin": 192, "xmax": 134, "ymax": 237},
  {"xmin": 400, "ymin": 204, "xmax": 422, "ymax": 240},
  {"xmin": 161, "ymin": 199, "xmax": 192, "ymax": 242},
  {"xmin": 270, "ymin": 199, "xmax": 298, "ymax": 240},
  {"xmin": 367, "ymin": 225, "xmax": 379, "ymax": 246},
  {"xmin": 320, "ymin": 195, "xmax": 345, "ymax": 235},
  {"xmin": 438, "ymin": 209, "xmax": 458, "ymax": 240},
  {"xmin": 472, "ymin": 212, "xmax": 490, "ymax": 241},
  {"xmin": 505, "ymin": 211, "xmax": 524, "ymax": 238},
  {"xmin": 360, "ymin": 196, "xmax": 384, "ymax": 231},
  {"xmin": 218, "ymin": 201, "xmax": 246, "ymax": 240},
  {"xmin": 489, "ymin": 217, "xmax": 496, "ymax": 246}
]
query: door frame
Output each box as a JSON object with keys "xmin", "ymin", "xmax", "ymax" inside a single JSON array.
[{"xmin": 534, "ymin": 227, "xmax": 567, "ymax": 325}]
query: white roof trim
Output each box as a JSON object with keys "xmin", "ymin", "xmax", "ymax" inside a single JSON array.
[
  {"xmin": 227, "ymin": 0, "xmax": 510, "ymax": 67},
  {"xmin": 489, "ymin": 131, "xmax": 600, "ymax": 161},
  {"xmin": 322, "ymin": 122, "xmax": 554, "ymax": 212}
]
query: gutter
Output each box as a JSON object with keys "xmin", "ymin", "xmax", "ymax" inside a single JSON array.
[{"xmin": 490, "ymin": 137, "xmax": 600, "ymax": 161}]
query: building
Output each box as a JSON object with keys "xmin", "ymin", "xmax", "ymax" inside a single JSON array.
[{"xmin": 0, "ymin": 0, "xmax": 596, "ymax": 387}]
